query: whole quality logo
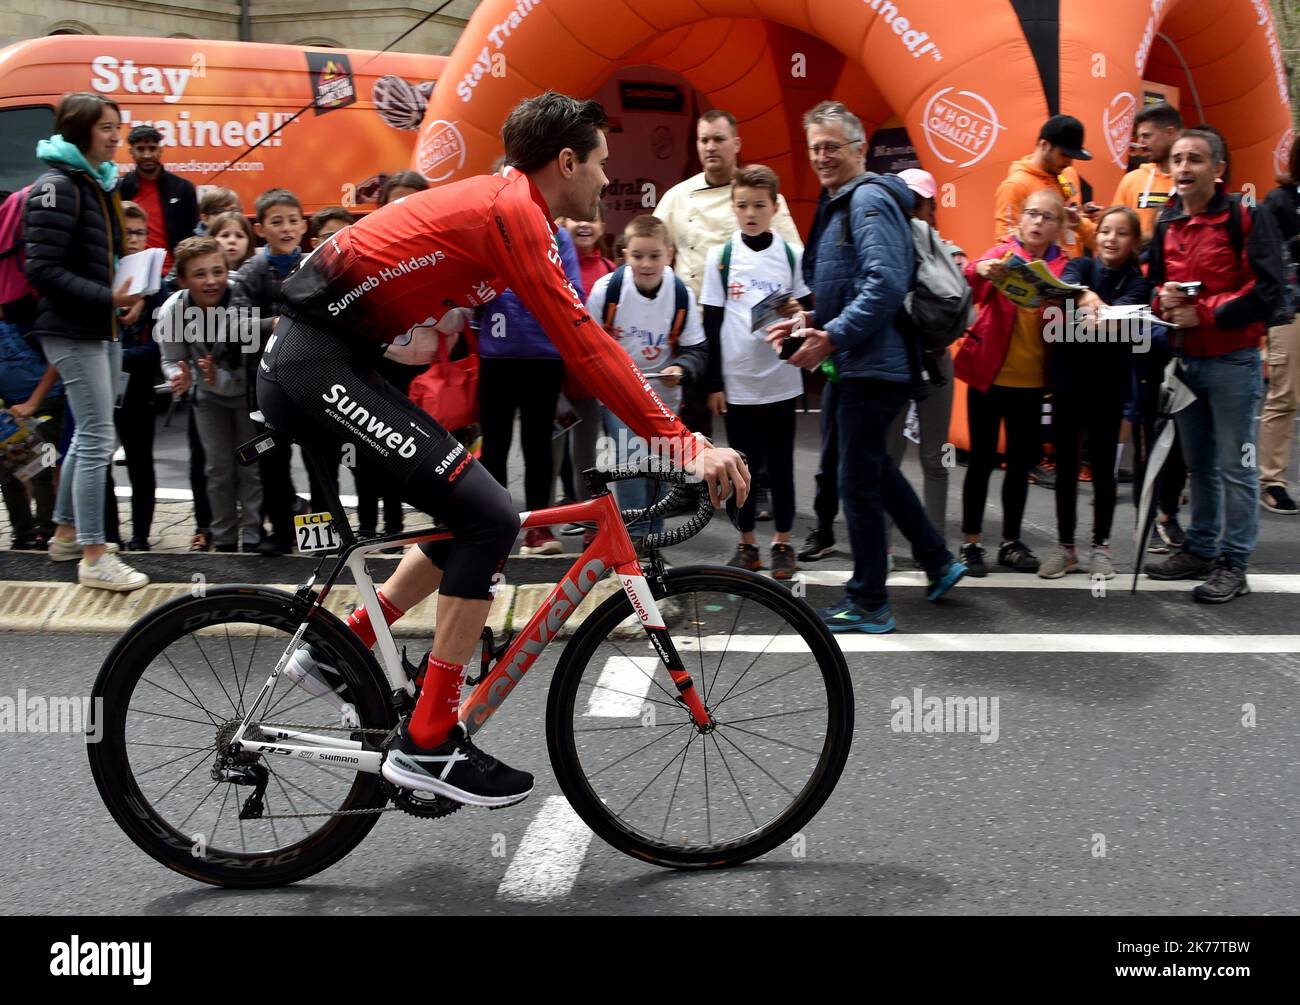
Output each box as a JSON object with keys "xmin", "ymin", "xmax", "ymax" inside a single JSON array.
[{"xmin": 921, "ymin": 87, "xmax": 1003, "ymax": 168}]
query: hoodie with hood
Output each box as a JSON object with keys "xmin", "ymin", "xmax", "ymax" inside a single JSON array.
[
  {"xmin": 23, "ymin": 135, "xmax": 127, "ymax": 343},
  {"xmin": 993, "ymin": 156, "xmax": 1095, "ymax": 258}
]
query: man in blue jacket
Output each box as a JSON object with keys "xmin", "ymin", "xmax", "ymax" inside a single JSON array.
[{"xmin": 771, "ymin": 101, "xmax": 964, "ymax": 633}]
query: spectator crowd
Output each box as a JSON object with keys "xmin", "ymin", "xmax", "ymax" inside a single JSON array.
[{"xmin": 0, "ymin": 90, "xmax": 1296, "ymax": 632}]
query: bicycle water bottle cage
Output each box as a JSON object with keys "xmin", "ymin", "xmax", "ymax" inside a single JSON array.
[{"xmin": 467, "ymin": 626, "xmax": 514, "ymax": 687}]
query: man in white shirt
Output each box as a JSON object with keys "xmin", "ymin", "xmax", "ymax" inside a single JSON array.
[{"xmin": 655, "ymin": 109, "xmax": 802, "ymax": 438}]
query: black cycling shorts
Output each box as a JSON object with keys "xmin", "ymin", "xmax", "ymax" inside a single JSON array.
[{"xmin": 256, "ymin": 314, "xmax": 518, "ymax": 600}]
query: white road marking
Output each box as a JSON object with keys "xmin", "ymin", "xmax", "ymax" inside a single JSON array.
[
  {"xmin": 496, "ymin": 796, "xmax": 594, "ymax": 903},
  {"xmin": 585, "ymin": 655, "xmax": 659, "ymax": 716},
  {"xmin": 792, "ymin": 571, "xmax": 1300, "ymax": 593},
  {"xmin": 675, "ymin": 634, "xmax": 1300, "ymax": 654}
]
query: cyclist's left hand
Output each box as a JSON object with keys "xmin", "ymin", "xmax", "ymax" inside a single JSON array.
[
  {"xmin": 658, "ymin": 366, "xmax": 683, "ymax": 387},
  {"xmin": 688, "ymin": 445, "xmax": 750, "ymax": 509}
]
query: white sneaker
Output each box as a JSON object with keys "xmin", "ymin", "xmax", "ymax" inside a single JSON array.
[
  {"xmin": 50, "ymin": 537, "xmax": 119, "ymax": 563},
  {"xmin": 1037, "ymin": 545, "xmax": 1079, "ymax": 579},
  {"xmin": 78, "ymin": 553, "xmax": 149, "ymax": 592},
  {"xmin": 1088, "ymin": 547, "xmax": 1116, "ymax": 580}
]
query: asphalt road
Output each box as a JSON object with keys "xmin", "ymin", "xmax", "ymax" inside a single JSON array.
[
  {"xmin": 2, "ymin": 409, "xmax": 1298, "ymax": 914},
  {"xmin": 2, "ymin": 583, "xmax": 1299, "ymax": 915}
]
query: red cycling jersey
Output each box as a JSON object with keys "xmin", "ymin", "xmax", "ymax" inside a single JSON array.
[{"xmin": 281, "ymin": 168, "xmax": 701, "ymax": 463}]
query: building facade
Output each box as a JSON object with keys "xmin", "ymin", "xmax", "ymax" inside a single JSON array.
[{"xmin": 1, "ymin": 1, "xmax": 478, "ymax": 54}]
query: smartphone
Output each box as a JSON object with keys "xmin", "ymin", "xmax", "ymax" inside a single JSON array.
[{"xmin": 779, "ymin": 335, "xmax": 806, "ymax": 360}]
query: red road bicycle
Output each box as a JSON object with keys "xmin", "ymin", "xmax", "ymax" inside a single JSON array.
[{"xmin": 88, "ymin": 432, "xmax": 853, "ymax": 887}]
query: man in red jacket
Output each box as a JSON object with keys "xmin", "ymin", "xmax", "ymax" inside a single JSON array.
[
  {"xmin": 259, "ymin": 92, "xmax": 748, "ymax": 808},
  {"xmin": 1145, "ymin": 129, "xmax": 1285, "ymax": 603}
]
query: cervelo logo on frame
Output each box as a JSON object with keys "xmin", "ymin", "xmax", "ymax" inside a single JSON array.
[
  {"xmin": 418, "ymin": 120, "xmax": 467, "ymax": 182},
  {"xmin": 463, "ymin": 557, "xmax": 609, "ymax": 732},
  {"xmin": 921, "ymin": 87, "xmax": 1004, "ymax": 168},
  {"xmin": 1104, "ymin": 91, "xmax": 1138, "ymax": 170}
]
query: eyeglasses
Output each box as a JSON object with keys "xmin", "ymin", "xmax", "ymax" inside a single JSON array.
[
  {"xmin": 126, "ymin": 228, "xmax": 148, "ymax": 238},
  {"xmin": 1021, "ymin": 209, "xmax": 1060, "ymax": 223},
  {"xmin": 807, "ymin": 140, "xmax": 861, "ymax": 157}
]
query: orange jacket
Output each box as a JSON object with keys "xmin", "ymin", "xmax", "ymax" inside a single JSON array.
[
  {"xmin": 992, "ymin": 155, "xmax": 1095, "ymax": 258},
  {"xmin": 1111, "ymin": 162, "xmax": 1174, "ymax": 239}
]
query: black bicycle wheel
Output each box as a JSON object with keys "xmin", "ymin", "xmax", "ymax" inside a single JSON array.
[
  {"xmin": 546, "ymin": 566, "xmax": 853, "ymax": 868},
  {"xmin": 87, "ymin": 586, "xmax": 396, "ymax": 888}
]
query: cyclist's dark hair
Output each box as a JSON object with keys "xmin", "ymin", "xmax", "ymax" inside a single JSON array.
[
  {"xmin": 378, "ymin": 170, "xmax": 429, "ymax": 206},
  {"xmin": 54, "ymin": 92, "xmax": 121, "ymax": 154},
  {"xmin": 1134, "ymin": 102, "xmax": 1183, "ymax": 133},
  {"xmin": 501, "ymin": 92, "xmax": 609, "ymax": 174}
]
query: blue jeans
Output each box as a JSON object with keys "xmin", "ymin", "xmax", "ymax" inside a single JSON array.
[
  {"xmin": 838, "ymin": 378, "xmax": 951, "ymax": 609},
  {"xmin": 600, "ymin": 407, "xmax": 664, "ymax": 536},
  {"xmin": 1173, "ymin": 348, "xmax": 1264, "ymax": 569},
  {"xmin": 43, "ymin": 336, "xmax": 122, "ymax": 545}
]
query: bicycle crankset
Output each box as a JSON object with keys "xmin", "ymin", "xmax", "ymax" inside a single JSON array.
[{"xmin": 381, "ymin": 778, "xmax": 463, "ymax": 820}]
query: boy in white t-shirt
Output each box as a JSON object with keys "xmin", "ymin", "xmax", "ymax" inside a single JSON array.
[
  {"xmin": 586, "ymin": 215, "xmax": 707, "ymax": 544},
  {"xmin": 700, "ymin": 165, "xmax": 813, "ymax": 579}
]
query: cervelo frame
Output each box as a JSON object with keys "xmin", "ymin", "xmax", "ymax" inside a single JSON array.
[{"xmin": 228, "ymin": 481, "xmax": 709, "ymax": 774}]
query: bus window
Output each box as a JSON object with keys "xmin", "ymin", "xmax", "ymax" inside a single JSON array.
[{"xmin": 0, "ymin": 105, "xmax": 54, "ymax": 194}]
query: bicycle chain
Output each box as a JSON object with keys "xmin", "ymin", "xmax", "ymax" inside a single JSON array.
[
  {"xmin": 236, "ymin": 722, "xmax": 398, "ymax": 819},
  {"xmin": 255, "ymin": 721, "xmax": 393, "ymax": 737}
]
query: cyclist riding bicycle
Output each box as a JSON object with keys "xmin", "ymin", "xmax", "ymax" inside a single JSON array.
[{"xmin": 257, "ymin": 92, "xmax": 750, "ymax": 810}]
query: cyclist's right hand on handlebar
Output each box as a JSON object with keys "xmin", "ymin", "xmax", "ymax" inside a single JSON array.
[{"xmin": 687, "ymin": 446, "xmax": 750, "ymax": 509}]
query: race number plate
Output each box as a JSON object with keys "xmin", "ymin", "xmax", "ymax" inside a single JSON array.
[{"xmin": 294, "ymin": 512, "xmax": 339, "ymax": 553}]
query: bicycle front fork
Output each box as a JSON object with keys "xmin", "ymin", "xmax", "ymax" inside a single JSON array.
[{"xmin": 616, "ymin": 564, "xmax": 715, "ymax": 731}]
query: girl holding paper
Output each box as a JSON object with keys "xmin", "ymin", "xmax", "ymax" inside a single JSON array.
[
  {"xmin": 954, "ymin": 188, "xmax": 1070, "ymax": 578},
  {"xmin": 1040, "ymin": 206, "xmax": 1151, "ymax": 580}
]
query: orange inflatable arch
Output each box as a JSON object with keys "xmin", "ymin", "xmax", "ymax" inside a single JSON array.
[{"xmin": 413, "ymin": 0, "xmax": 1293, "ymax": 443}]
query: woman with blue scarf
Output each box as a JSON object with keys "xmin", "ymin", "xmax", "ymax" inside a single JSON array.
[{"xmin": 24, "ymin": 92, "xmax": 149, "ymax": 592}]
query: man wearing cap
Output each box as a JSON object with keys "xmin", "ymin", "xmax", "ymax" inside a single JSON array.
[
  {"xmin": 119, "ymin": 124, "xmax": 199, "ymax": 275},
  {"xmin": 992, "ymin": 114, "xmax": 1099, "ymax": 258}
]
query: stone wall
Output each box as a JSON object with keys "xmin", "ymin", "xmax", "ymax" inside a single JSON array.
[{"xmin": 0, "ymin": 1, "xmax": 475, "ymax": 53}]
